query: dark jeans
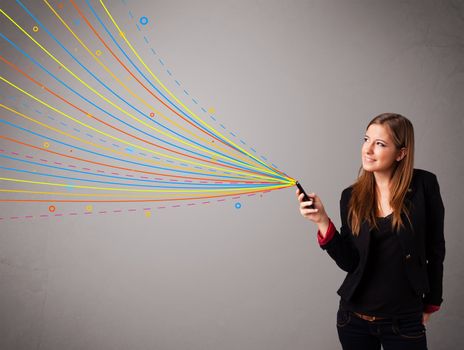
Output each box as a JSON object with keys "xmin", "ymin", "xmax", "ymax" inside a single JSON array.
[{"xmin": 336, "ymin": 309, "xmax": 427, "ymax": 350}]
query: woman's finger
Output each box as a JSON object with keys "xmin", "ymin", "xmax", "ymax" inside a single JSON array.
[{"xmin": 301, "ymin": 208, "xmax": 318, "ymax": 215}]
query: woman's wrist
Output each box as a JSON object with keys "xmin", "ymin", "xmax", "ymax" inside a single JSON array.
[{"xmin": 317, "ymin": 216, "xmax": 331, "ymax": 238}]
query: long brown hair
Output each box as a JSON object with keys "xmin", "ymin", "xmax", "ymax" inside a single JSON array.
[{"xmin": 348, "ymin": 113, "xmax": 415, "ymax": 235}]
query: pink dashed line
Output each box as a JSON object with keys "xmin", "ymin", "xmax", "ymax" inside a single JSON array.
[
  {"xmin": 0, "ymin": 191, "xmax": 261, "ymax": 222},
  {"xmin": 2, "ymin": 149, "xmax": 248, "ymax": 185}
]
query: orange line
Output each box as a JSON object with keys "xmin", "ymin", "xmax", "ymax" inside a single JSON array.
[
  {"xmin": 0, "ymin": 187, "xmax": 289, "ymax": 202},
  {"xmin": 0, "ymin": 134, "xmax": 274, "ymax": 184},
  {"xmin": 0, "ymin": 55, "xmax": 272, "ymax": 179},
  {"xmin": 69, "ymin": 0, "xmax": 244, "ymax": 158}
]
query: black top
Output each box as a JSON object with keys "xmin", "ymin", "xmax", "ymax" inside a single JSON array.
[
  {"xmin": 320, "ymin": 169, "xmax": 445, "ymax": 308},
  {"xmin": 341, "ymin": 214, "xmax": 423, "ymax": 317}
]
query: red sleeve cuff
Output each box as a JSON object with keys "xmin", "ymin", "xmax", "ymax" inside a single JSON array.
[
  {"xmin": 317, "ymin": 219, "xmax": 336, "ymax": 246},
  {"xmin": 423, "ymin": 304, "xmax": 440, "ymax": 313}
]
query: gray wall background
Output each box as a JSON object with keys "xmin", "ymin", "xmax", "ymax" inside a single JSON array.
[{"xmin": 1, "ymin": 0, "xmax": 463, "ymax": 349}]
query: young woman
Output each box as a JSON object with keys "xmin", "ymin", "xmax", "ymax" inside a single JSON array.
[{"xmin": 297, "ymin": 113, "xmax": 445, "ymax": 350}]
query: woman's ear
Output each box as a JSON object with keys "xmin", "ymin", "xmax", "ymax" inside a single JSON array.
[{"xmin": 396, "ymin": 147, "xmax": 407, "ymax": 161}]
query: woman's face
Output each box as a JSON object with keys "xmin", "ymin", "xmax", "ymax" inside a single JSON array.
[{"xmin": 361, "ymin": 124, "xmax": 404, "ymax": 175}]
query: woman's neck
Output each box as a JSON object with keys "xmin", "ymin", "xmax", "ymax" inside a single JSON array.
[{"xmin": 374, "ymin": 170, "xmax": 392, "ymax": 192}]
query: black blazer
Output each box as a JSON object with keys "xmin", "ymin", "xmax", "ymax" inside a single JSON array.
[{"xmin": 321, "ymin": 169, "xmax": 445, "ymax": 307}]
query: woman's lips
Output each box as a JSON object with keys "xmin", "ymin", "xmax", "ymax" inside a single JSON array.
[{"xmin": 364, "ymin": 156, "xmax": 375, "ymax": 162}]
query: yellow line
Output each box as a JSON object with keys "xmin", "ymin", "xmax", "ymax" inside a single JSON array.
[
  {"xmin": 43, "ymin": 0, "xmax": 264, "ymax": 173},
  {"xmin": 0, "ymin": 81, "xmax": 280, "ymax": 182},
  {"xmin": 0, "ymin": 177, "xmax": 288, "ymax": 193},
  {"xmin": 99, "ymin": 0, "xmax": 292, "ymax": 181},
  {"xmin": 0, "ymin": 7, "xmax": 280, "ymax": 179},
  {"xmin": 0, "ymin": 188, "xmax": 271, "ymax": 198}
]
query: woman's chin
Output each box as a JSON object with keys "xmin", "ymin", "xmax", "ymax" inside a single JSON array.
[{"xmin": 362, "ymin": 164, "xmax": 375, "ymax": 172}]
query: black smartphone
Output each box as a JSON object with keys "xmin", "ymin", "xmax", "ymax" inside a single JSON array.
[{"xmin": 295, "ymin": 181, "xmax": 314, "ymax": 209}]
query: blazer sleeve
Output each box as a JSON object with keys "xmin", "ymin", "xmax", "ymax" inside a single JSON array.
[
  {"xmin": 320, "ymin": 188, "xmax": 360, "ymax": 273},
  {"xmin": 423, "ymin": 173, "xmax": 446, "ymax": 306}
]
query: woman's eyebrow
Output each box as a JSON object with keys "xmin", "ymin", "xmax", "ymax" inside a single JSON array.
[{"xmin": 365, "ymin": 135, "xmax": 389, "ymax": 144}]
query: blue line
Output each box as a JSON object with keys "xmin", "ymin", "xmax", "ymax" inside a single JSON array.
[
  {"xmin": 0, "ymin": 154, "xmax": 270, "ymax": 189},
  {"xmin": 0, "ymin": 34, "xmax": 272, "ymax": 179},
  {"xmin": 0, "ymin": 118, "xmax": 260, "ymax": 181},
  {"xmin": 12, "ymin": 1, "xmax": 268, "ymax": 176},
  {"xmin": 12, "ymin": 0, "xmax": 285, "ymax": 181}
]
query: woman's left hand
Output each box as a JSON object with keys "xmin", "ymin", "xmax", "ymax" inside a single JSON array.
[{"xmin": 422, "ymin": 312, "xmax": 431, "ymax": 325}]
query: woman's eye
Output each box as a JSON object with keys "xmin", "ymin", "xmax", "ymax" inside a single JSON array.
[{"xmin": 376, "ymin": 142, "xmax": 385, "ymax": 147}]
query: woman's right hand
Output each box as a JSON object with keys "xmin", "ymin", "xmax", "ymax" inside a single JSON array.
[{"xmin": 296, "ymin": 188, "xmax": 330, "ymax": 234}]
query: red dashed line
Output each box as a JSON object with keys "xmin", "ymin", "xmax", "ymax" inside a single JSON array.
[
  {"xmin": 1, "ymin": 149, "xmax": 253, "ymax": 185},
  {"xmin": 0, "ymin": 191, "xmax": 267, "ymax": 222}
]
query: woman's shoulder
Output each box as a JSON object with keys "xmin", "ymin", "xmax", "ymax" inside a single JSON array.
[
  {"xmin": 412, "ymin": 168, "xmax": 439, "ymax": 186},
  {"xmin": 412, "ymin": 168, "xmax": 437, "ymax": 180},
  {"xmin": 340, "ymin": 185, "xmax": 354, "ymax": 203}
]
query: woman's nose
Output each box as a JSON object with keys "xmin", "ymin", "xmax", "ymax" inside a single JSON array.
[{"xmin": 364, "ymin": 142, "xmax": 374, "ymax": 154}]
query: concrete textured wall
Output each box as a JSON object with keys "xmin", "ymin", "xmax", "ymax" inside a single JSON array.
[{"xmin": 0, "ymin": 0, "xmax": 463, "ymax": 349}]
